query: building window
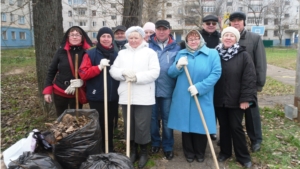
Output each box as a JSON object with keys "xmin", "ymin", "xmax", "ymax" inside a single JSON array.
[
  {"xmin": 111, "ymin": 15, "xmax": 116, "ymax": 19},
  {"xmin": 274, "ymin": 19, "xmax": 278, "ymax": 25},
  {"xmin": 263, "ymin": 30, "xmax": 267, "ymax": 37},
  {"xmin": 247, "ymin": 17, "xmax": 262, "ymax": 24},
  {"xmin": 90, "ymin": 0, "xmax": 95, "ymax": 5},
  {"xmin": 79, "ymin": 21, "xmax": 86, "ymax": 26},
  {"xmin": 284, "ymin": 14, "xmax": 289, "ymax": 17},
  {"xmin": 18, "ymin": 15, "xmax": 25, "ymax": 24},
  {"xmin": 166, "ymin": 14, "xmax": 172, "ymax": 18},
  {"xmin": 264, "ymin": 18, "xmax": 268, "ymax": 25},
  {"xmin": 68, "ymin": 11, "xmax": 72, "ymax": 17},
  {"xmin": 203, "ymin": 6, "xmax": 215, "ymax": 13},
  {"xmin": 73, "ymin": 0, "xmax": 86, "ymax": 5},
  {"xmin": 11, "ymin": 31, "xmax": 16, "ymax": 39},
  {"xmin": 103, "ymin": 21, "xmax": 106, "ymax": 26},
  {"xmin": 10, "ymin": 13, "xmax": 14, "ymax": 22},
  {"xmin": 2, "ymin": 31, "xmax": 7, "ymax": 40},
  {"xmin": 249, "ymin": 5, "xmax": 262, "ymax": 12},
  {"xmin": 1, "ymin": 12, "xmax": 6, "ymax": 22},
  {"xmin": 111, "ymin": 3, "xmax": 116, "ymax": 8},
  {"xmin": 1, "ymin": 0, "xmax": 5, "ymax": 3},
  {"xmin": 102, "ymin": 11, "xmax": 106, "ymax": 15},
  {"xmin": 238, "ymin": 7, "xmax": 243, "ymax": 11},
  {"xmin": 9, "ymin": 0, "xmax": 13, "ymax": 5},
  {"xmin": 68, "ymin": 0, "xmax": 72, "ymax": 5},
  {"xmin": 178, "ymin": 8, "xmax": 182, "ymax": 14},
  {"xmin": 17, "ymin": 0, "xmax": 22, "ymax": 7},
  {"xmin": 76, "ymin": 8, "xmax": 86, "ymax": 15},
  {"xmin": 166, "ymin": 3, "xmax": 172, "ymax": 7},
  {"xmin": 69, "ymin": 22, "xmax": 73, "ymax": 27},
  {"xmin": 19, "ymin": 32, "xmax": 25, "ymax": 40},
  {"xmin": 92, "ymin": 10, "xmax": 96, "ymax": 16},
  {"xmin": 274, "ymin": 30, "xmax": 278, "ymax": 36},
  {"xmin": 92, "ymin": 21, "xmax": 96, "ymax": 27},
  {"xmin": 227, "ymin": 2, "xmax": 232, "ymax": 6},
  {"xmin": 178, "ymin": 20, "xmax": 182, "ymax": 24},
  {"xmin": 93, "ymin": 32, "xmax": 97, "ymax": 38},
  {"xmin": 285, "ymin": 1, "xmax": 290, "ymax": 5}
]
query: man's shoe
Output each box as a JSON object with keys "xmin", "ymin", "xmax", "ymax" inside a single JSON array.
[
  {"xmin": 151, "ymin": 146, "xmax": 160, "ymax": 154},
  {"xmin": 217, "ymin": 154, "xmax": 230, "ymax": 162},
  {"xmin": 164, "ymin": 151, "xmax": 174, "ymax": 160},
  {"xmin": 239, "ymin": 161, "xmax": 252, "ymax": 168},
  {"xmin": 210, "ymin": 134, "xmax": 217, "ymax": 141},
  {"xmin": 196, "ymin": 156, "xmax": 204, "ymax": 162},
  {"xmin": 186, "ymin": 157, "xmax": 194, "ymax": 163},
  {"xmin": 252, "ymin": 143, "xmax": 261, "ymax": 152}
]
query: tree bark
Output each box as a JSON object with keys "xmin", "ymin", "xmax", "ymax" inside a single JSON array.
[
  {"xmin": 32, "ymin": 0, "xmax": 63, "ymax": 114},
  {"xmin": 122, "ymin": 0, "xmax": 143, "ymax": 28}
]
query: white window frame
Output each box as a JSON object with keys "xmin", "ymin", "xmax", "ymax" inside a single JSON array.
[
  {"xmin": 1, "ymin": 12, "xmax": 6, "ymax": 21},
  {"xmin": 9, "ymin": 0, "xmax": 13, "ymax": 5},
  {"xmin": 79, "ymin": 21, "xmax": 86, "ymax": 26},
  {"xmin": 2, "ymin": 31, "xmax": 7, "ymax": 40},
  {"xmin": 69, "ymin": 22, "xmax": 73, "ymax": 27},
  {"xmin": 10, "ymin": 13, "xmax": 14, "ymax": 22},
  {"xmin": 19, "ymin": 32, "xmax": 26, "ymax": 40},
  {"xmin": 92, "ymin": 21, "xmax": 96, "ymax": 27},
  {"xmin": 11, "ymin": 31, "xmax": 16, "ymax": 39},
  {"xmin": 92, "ymin": 32, "xmax": 97, "ymax": 38},
  {"xmin": 68, "ymin": 11, "xmax": 72, "ymax": 17},
  {"xmin": 18, "ymin": 15, "xmax": 25, "ymax": 24}
]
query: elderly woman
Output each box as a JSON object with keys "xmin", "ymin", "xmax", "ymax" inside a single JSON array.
[
  {"xmin": 214, "ymin": 26, "xmax": 256, "ymax": 168},
  {"xmin": 142, "ymin": 22, "xmax": 155, "ymax": 42},
  {"xmin": 110, "ymin": 26, "xmax": 160, "ymax": 168},
  {"xmin": 167, "ymin": 30, "xmax": 221, "ymax": 163},
  {"xmin": 79, "ymin": 27, "xmax": 119, "ymax": 153},
  {"xmin": 43, "ymin": 26, "xmax": 92, "ymax": 117}
]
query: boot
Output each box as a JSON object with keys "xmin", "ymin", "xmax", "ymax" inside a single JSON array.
[
  {"xmin": 130, "ymin": 141, "xmax": 138, "ymax": 163},
  {"xmin": 138, "ymin": 144, "xmax": 148, "ymax": 168}
]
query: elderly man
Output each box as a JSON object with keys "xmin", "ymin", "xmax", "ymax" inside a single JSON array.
[
  {"xmin": 148, "ymin": 20, "xmax": 181, "ymax": 160},
  {"xmin": 113, "ymin": 25, "xmax": 127, "ymax": 52},
  {"xmin": 229, "ymin": 11, "xmax": 266, "ymax": 153}
]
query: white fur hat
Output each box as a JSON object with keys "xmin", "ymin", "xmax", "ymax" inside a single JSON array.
[
  {"xmin": 125, "ymin": 26, "xmax": 145, "ymax": 39},
  {"xmin": 221, "ymin": 26, "xmax": 240, "ymax": 42}
]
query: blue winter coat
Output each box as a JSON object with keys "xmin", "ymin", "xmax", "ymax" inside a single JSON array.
[
  {"xmin": 167, "ymin": 45, "xmax": 221, "ymax": 134},
  {"xmin": 148, "ymin": 34, "xmax": 181, "ymax": 97}
]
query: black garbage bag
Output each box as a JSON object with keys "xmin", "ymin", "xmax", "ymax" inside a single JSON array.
[
  {"xmin": 80, "ymin": 153, "xmax": 134, "ymax": 169},
  {"xmin": 8, "ymin": 151, "xmax": 62, "ymax": 169},
  {"xmin": 53, "ymin": 109, "xmax": 101, "ymax": 169}
]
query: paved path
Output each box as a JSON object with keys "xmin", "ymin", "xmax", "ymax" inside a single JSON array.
[{"xmin": 150, "ymin": 64, "xmax": 296, "ymax": 169}]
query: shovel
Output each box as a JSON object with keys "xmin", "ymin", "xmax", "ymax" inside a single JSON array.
[
  {"xmin": 126, "ymin": 82, "xmax": 131, "ymax": 157},
  {"xmin": 183, "ymin": 66, "xmax": 219, "ymax": 169},
  {"xmin": 103, "ymin": 67, "xmax": 109, "ymax": 153}
]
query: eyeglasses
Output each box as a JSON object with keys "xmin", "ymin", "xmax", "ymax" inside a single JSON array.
[
  {"xmin": 187, "ymin": 38, "xmax": 200, "ymax": 42},
  {"xmin": 69, "ymin": 34, "xmax": 82, "ymax": 38},
  {"xmin": 205, "ymin": 22, "xmax": 217, "ymax": 26}
]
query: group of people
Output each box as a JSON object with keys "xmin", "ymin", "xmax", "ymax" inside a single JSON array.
[{"xmin": 43, "ymin": 11, "xmax": 266, "ymax": 169}]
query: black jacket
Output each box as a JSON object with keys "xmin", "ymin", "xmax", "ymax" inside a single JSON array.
[
  {"xmin": 214, "ymin": 46, "xmax": 257, "ymax": 108},
  {"xmin": 200, "ymin": 29, "xmax": 220, "ymax": 48}
]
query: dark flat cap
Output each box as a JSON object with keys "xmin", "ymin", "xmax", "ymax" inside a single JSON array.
[
  {"xmin": 155, "ymin": 20, "xmax": 171, "ymax": 29},
  {"xmin": 229, "ymin": 12, "xmax": 246, "ymax": 21},
  {"xmin": 202, "ymin": 15, "xmax": 218, "ymax": 22},
  {"xmin": 114, "ymin": 25, "xmax": 126, "ymax": 33}
]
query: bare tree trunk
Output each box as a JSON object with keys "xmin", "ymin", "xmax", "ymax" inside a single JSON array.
[
  {"xmin": 32, "ymin": 0, "xmax": 63, "ymax": 114},
  {"xmin": 122, "ymin": 0, "xmax": 143, "ymax": 28}
]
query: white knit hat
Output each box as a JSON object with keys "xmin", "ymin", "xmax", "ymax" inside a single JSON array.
[
  {"xmin": 125, "ymin": 26, "xmax": 145, "ymax": 39},
  {"xmin": 221, "ymin": 26, "xmax": 240, "ymax": 42},
  {"xmin": 143, "ymin": 22, "xmax": 155, "ymax": 32}
]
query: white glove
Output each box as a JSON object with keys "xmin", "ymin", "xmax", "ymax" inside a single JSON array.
[
  {"xmin": 122, "ymin": 70, "xmax": 136, "ymax": 78},
  {"xmin": 64, "ymin": 86, "xmax": 75, "ymax": 95},
  {"xmin": 188, "ymin": 85, "xmax": 198, "ymax": 96},
  {"xmin": 176, "ymin": 57, "xmax": 188, "ymax": 70},
  {"xmin": 125, "ymin": 76, "xmax": 137, "ymax": 83},
  {"xmin": 70, "ymin": 79, "xmax": 83, "ymax": 88},
  {"xmin": 98, "ymin": 59, "xmax": 110, "ymax": 70}
]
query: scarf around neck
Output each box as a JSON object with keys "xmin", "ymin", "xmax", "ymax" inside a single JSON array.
[
  {"xmin": 96, "ymin": 43, "xmax": 114, "ymax": 59},
  {"xmin": 215, "ymin": 43, "xmax": 240, "ymax": 61}
]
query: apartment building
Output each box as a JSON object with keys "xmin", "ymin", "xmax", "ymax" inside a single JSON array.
[{"xmin": 1, "ymin": 0, "xmax": 34, "ymax": 49}]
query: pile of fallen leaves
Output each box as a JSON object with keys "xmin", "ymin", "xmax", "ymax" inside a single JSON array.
[{"xmin": 45, "ymin": 114, "xmax": 90, "ymax": 142}]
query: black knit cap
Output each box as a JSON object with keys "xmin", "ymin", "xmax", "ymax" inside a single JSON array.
[
  {"xmin": 229, "ymin": 12, "xmax": 246, "ymax": 21},
  {"xmin": 202, "ymin": 15, "xmax": 218, "ymax": 22},
  {"xmin": 96, "ymin": 27, "xmax": 114, "ymax": 41}
]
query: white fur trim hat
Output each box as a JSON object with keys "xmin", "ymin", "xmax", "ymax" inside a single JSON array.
[
  {"xmin": 143, "ymin": 22, "xmax": 155, "ymax": 32},
  {"xmin": 125, "ymin": 26, "xmax": 145, "ymax": 39},
  {"xmin": 221, "ymin": 26, "xmax": 240, "ymax": 42}
]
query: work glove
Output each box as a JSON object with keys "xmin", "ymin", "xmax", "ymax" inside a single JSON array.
[
  {"xmin": 70, "ymin": 79, "xmax": 83, "ymax": 88},
  {"xmin": 176, "ymin": 57, "xmax": 188, "ymax": 70},
  {"xmin": 188, "ymin": 85, "xmax": 198, "ymax": 96},
  {"xmin": 98, "ymin": 59, "xmax": 110, "ymax": 70},
  {"xmin": 64, "ymin": 86, "xmax": 75, "ymax": 95},
  {"xmin": 122, "ymin": 70, "xmax": 136, "ymax": 78},
  {"xmin": 125, "ymin": 76, "xmax": 137, "ymax": 83}
]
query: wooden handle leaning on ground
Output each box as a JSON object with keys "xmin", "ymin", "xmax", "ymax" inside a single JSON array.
[
  {"xmin": 104, "ymin": 67, "xmax": 109, "ymax": 153},
  {"xmin": 183, "ymin": 66, "xmax": 219, "ymax": 169},
  {"xmin": 75, "ymin": 54, "xmax": 79, "ymax": 110},
  {"xmin": 126, "ymin": 82, "xmax": 131, "ymax": 157}
]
